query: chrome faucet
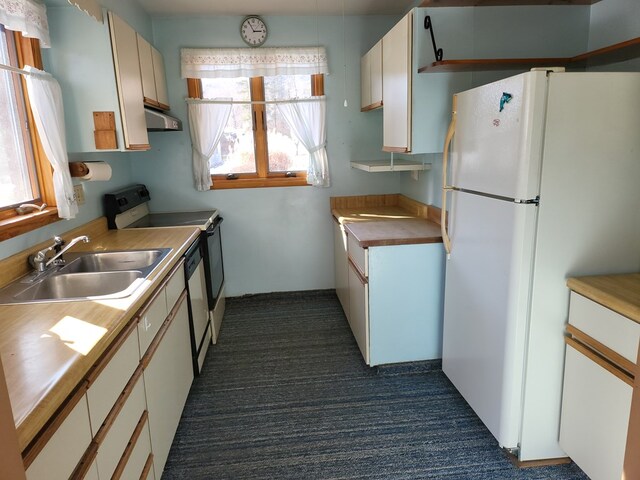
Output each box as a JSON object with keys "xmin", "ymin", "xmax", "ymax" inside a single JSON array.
[{"xmin": 29, "ymin": 235, "xmax": 91, "ymax": 273}]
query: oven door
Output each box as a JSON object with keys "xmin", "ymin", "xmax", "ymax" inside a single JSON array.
[{"xmin": 202, "ymin": 217, "xmax": 224, "ymax": 311}]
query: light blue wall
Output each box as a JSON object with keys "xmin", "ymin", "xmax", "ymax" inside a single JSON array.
[
  {"xmin": 401, "ymin": 5, "xmax": 591, "ymax": 208},
  {"xmin": 129, "ymin": 15, "xmax": 405, "ymax": 296},
  {"xmin": 588, "ymin": 0, "xmax": 640, "ymax": 71}
]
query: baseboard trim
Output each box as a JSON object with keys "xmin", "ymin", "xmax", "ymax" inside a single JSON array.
[{"xmin": 503, "ymin": 449, "xmax": 572, "ymax": 468}]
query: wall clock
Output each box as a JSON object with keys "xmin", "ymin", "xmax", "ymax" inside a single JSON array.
[{"xmin": 240, "ymin": 16, "xmax": 268, "ymax": 47}]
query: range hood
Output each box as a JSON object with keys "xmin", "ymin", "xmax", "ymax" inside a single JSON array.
[{"xmin": 144, "ymin": 108, "xmax": 182, "ymax": 131}]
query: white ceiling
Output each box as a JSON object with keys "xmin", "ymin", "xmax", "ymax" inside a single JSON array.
[{"xmin": 135, "ymin": 0, "xmax": 420, "ymax": 16}]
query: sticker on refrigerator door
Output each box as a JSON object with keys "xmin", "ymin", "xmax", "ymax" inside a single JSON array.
[{"xmin": 499, "ymin": 92, "xmax": 513, "ymax": 112}]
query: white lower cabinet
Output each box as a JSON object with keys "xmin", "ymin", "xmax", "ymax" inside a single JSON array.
[
  {"xmin": 87, "ymin": 325, "xmax": 140, "ymax": 433},
  {"xmin": 333, "ymin": 221, "xmax": 350, "ymax": 320},
  {"xmin": 559, "ymin": 291, "xmax": 638, "ymax": 480},
  {"xmin": 560, "ymin": 344, "xmax": 632, "ymax": 480},
  {"xmin": 348, "ymin": 260, "xmax": 369, "ymax": 364},
  {"xmin": 26, "ymin": 396, "xmax": 92, "ymax": 480},
  {"xmin": 144, "ymin": 297, "xmax": 194, "ymax": 477},
  {"xmin": 117, "ymin": 415, "xmax": 154, "ymax": 480},
  {"xmin": 96, "ymin": 372, "xmax": 146, "ymax": 478},
  {"xmin": 339, "ymin": 230, "xmax": 445, "ymax": 366}
]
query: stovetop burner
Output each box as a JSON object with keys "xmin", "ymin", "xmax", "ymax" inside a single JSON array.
[{"xmin": 104, "ymin": 184, "xmax": 218, "ymax": 231}]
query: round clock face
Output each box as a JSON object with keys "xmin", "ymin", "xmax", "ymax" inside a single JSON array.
[{"xmin": 241, "ymin": 16, "xmax": 267, "ymax": 47}]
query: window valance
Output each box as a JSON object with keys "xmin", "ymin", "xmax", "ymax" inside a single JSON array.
[
  {"xmin": 0, "ymin": 0, "xmax": 50, "ymax": 47},
  {"xmin": 181, "ymin": 46, "xmax": 329, "ymax": 79}
]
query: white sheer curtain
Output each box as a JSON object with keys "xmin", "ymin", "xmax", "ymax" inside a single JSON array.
[
  {"xmin": 24, "ymin": 66, "xmax": 78, "ymax": 219},
  {"xmin": 0, "ymin": 0, "xmax": 50, "ymax": 47},
  {"xmin": 277, "ymin": 98, "xmax": 329, "ymax": 187},
  {"xmin": 188, "ymin": 100, "xmax": 232, "ymax": 191}
]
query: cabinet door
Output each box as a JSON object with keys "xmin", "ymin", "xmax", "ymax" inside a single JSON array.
[
  {"xmin": 360, "ymin": 50, "xmax": 371, "ymax": 111},
  {"xmin": 137, "ymin": 34, "xmax": 157, "ymax": 107},
  {"xmin": 144, "ymin": 297, "xmax": 193, "ymax": 477},
  {"xmin": 382, "ymin": 12, "xmax": 412, "ymax": 152},
  {"xmin": 348, "ymin": 261, "xmax": 369, "ymax": 365},
  {"xmin": 108, "ymin": 12, "xmax": 149, "ymax": 150},
  {"xmin": 151, "ymin": 47, "xmax": 170, "ymax": 110},
  {"xmin": 26, "ymin": 396, "xmax": 92, "ymax": 480},
  {"xmin": 559, "ymin": 343, "xmax": 633, "ymax": 480},
  {"xmin": 370, "ymin": 40, "xmax": 383, "ymax": 107},
  {"xmin": 333, "ymin": 222, "xmax": 349, "ymax": 319}
]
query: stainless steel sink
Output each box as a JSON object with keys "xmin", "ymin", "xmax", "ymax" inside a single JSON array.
[
  {"xmin": 13, "ymin": 271, "xmax": 145, "ymax": 302},
  {"xmin": 0, "ymin": 248, "xmax": 172, "ymax": 305},
  {"xmin": 62, "ymin": 249, "xmax": 169, "ymax": 274}
]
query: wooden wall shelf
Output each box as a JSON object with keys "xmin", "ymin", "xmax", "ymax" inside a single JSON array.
[
  {"xmin": 420, "ymin": 0, "xmax": 601, "ymax": 6},
  {"xmin": 418, "ymin": 37, "xmax": 640, "ymax": 73}
]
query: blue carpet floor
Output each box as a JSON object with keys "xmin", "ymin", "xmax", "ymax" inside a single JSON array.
[{"xmin": 163, "ymin": 290, "xmax": 588, "ymax": 480}]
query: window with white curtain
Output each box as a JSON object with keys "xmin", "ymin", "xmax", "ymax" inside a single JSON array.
[
  {"xmin": 183, "ymin": 46, "xmax": 329, "ymax": 190},
  {"xmin": 201, "ymin": 74, "xmax": 315, "ymax": 180}
]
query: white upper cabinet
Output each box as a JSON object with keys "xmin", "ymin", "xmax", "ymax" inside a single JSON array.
[
  {"xmin": 137, "ymin": 34, "xmax": 157, "ymax": 107},
  {"xmin": 137, "ymin": 34, "xmax": 170, "ymax": 111},
  {"xmin": 376, "ymin": 8, "xmax": 473, "ymax": 154},
  {"xmin": 382, "ymin": 13, "xmax": 412, "ymax": 152},
  {"xmin": 108, "ymin": 11, "xmax": 149, "ymax": 150},
  {"xmin": 360, "ymin": 40, "xmax": 382, "ymax": 112},
  {"xmin": 151, "ymin": 46, "xmax": 170, "ymax": 110}
]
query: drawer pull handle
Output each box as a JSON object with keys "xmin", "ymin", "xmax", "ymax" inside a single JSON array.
[{"xmin": 144, "ymin": 317, "xmax": 152, "ymax": 331}]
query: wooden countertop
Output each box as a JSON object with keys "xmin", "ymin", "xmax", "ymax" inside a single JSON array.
[
  {"xmin": 344, "ymin": 218, "xmax": 442, "ymax": 248},
  {"xmin": 0, "ymin": 225, "xmax": 200, "ymax": 451},
  {"xmin": 567, "ymin": 273, "xmax": 640, "ymax": 324},
  {"xmin": 331, "ymin": 194, "xmax": 443, "ymax": 248}
]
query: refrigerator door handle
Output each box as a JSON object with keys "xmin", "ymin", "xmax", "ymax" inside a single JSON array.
[{"xmin": 441, "ymin": 95, "xmax": 457, "ymax": 256}]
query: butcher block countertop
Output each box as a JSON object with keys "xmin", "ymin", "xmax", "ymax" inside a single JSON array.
[
  {"xmin": 0, "ymin": 218, "xmax": 200, "ymax": 451},
  {"xmin": 331, "ymin": 194, "xmax": 443, "ymax": 247},
  {"xmin": 567, "ymin": 273, "xmax": 640, "ymax": 324}
]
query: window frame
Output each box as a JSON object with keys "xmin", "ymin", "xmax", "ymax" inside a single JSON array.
[
  {"xmin": 0, "ymin": 30, "xmax": 58, "ymax": 241},
  {"xmin": 187, "ymin": 73, "xmax": 325, "ymax": 190}
]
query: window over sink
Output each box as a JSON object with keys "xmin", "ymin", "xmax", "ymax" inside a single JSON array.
[{"xmin": 0, "ymin": 25, "xmax": 58, "ymax": 240}]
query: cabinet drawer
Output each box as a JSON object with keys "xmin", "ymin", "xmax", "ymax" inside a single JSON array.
[
  {"xmin": 347, "ymin": 233, "xmax": 368, "ymax": 278},
  {"xmin": 141, "ymin": 454, "xmax": 155, "ymax": 480},
  {"xmin": 113, "ymin": 412, "xmax": 152, "ymax": 480},
  {"xmin": 348, "ymin": 261, "xmax": 369, "ymax": 365},
  {"xmin": 96, "ymin": 372, "xmax": 146, "ymax": 480},
  {"xmin": 87, "ymin": 325, "xmax": 139, "ymax": 432},
  {"xmin": 26, "ymin": 396, "xmax": 92, "ymax": 480},
  {"xmin": 138, "ymin": 289, "xmax": 168, "ymax": 357},
  {"xmin": 568, "ymin": 292, "xmax": 640, "ymax": 363},
  {"xmin": 560, "ymin": 342, "xmax": 632, "ymax": 480},
  {"xmin": 165, "ymin": 265, "xmax": 185, "ymax": 311}
]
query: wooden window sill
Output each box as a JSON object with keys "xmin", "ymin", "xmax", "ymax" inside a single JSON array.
[
  {"xmin": 0, "ymin": 208, "xmax": 60, "ymax": 241},
  {"xmin": 211, "ymin": 175, "xmax": 309, "ymax": 190}
]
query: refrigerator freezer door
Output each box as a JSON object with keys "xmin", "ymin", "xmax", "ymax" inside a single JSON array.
[
  {"xmin": 442, "ymin": 189, "xmax": 538, "ymax": 450},
  {"xmin": 451, "ymin": 70, "xmax": 548, "ymax": 201}
]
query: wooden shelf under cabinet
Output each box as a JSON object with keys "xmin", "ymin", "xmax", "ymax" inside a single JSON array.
[
  {"xmin": 418, "ymin": 36, "xmax": 640, "ymax": 73},
  {"xmin": 351, "ymin": 160, "xmax": 432, "ymax": 172}
]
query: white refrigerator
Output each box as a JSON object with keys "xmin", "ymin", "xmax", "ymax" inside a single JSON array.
[{"xmin": 441, "ymin": 69, "xmax": 640, "ymax": 462}]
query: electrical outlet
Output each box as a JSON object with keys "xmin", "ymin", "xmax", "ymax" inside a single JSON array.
[{"xmin": 73, "ymin": 184, "xmax": 85, "ymax": 205}]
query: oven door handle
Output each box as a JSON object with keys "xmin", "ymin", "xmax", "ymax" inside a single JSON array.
[{"xmin": 206, "ymin": 216, "xmax": 223, "ymax": 234}]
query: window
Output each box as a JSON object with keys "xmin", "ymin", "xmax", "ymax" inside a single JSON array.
[
  {"xmin": 189, "ymin": 73, "xmax": 324, "ymax": 189},
  {"xmin": 0, "ymin": 26, "xmax": 57, "ymax": 240}
]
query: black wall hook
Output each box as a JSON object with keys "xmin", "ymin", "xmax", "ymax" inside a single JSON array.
[{"xmin": 424, "ymin": 16, "xmax": 443, "ymax": 62}]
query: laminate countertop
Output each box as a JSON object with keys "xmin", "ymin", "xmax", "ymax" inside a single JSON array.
[
  {"xmin": 567, "ymin": 273, "xmax": 640, "ymax": 324},
  {"xmin": 331, "ymin": 195, "xmax": 443, "ymax": 248},
  {"xmin": 0, "ymin": 226, "xmax": 200, "ymax": 451}
]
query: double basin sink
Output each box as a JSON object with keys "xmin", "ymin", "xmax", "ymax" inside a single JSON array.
[{"xmin": 0, "ymin": 249, "xmax": 171, "ymax": 305}]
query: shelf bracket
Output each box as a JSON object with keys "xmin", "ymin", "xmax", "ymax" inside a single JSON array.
[{"xmin": 424, "ymin": 16, "xmax": 443, "ymax": 62}]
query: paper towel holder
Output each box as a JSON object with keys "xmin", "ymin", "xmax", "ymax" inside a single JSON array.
[{"xmin": 69, "ymin": 162, "xmax": 90, "ymax": 178}]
